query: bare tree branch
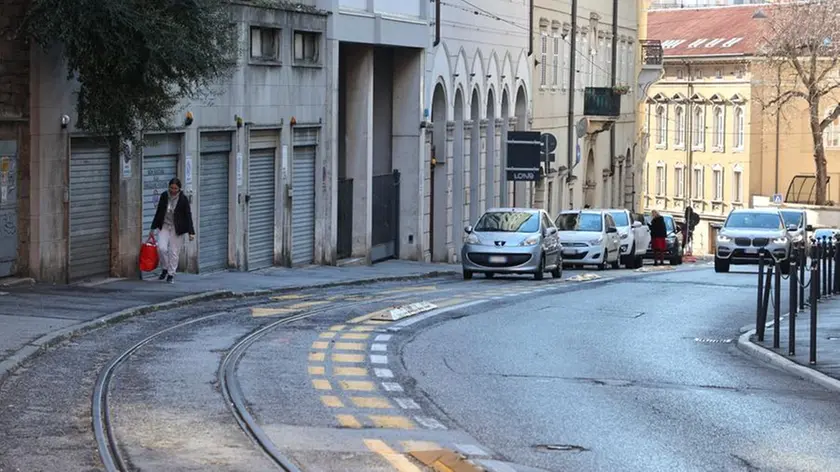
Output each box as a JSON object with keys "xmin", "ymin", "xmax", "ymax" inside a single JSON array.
[{"xmin": 820, "ymin": 103, "xmax": 840, "ymax": 130}]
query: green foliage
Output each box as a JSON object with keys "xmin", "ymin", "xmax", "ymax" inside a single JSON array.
[{"xmin": 23, "ymin": 0, "xmax": 238, "ymax": 144}]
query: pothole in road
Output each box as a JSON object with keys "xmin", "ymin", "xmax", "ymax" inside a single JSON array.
[{"xmin": 532, "ymin": 444, "xmax": 589, "ymax": 453}]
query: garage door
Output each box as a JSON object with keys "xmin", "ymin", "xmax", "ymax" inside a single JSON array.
[
  {"xmin": 199, "ymin": 132, "xmax": 231, "ymax": 272},
  {"xmin": 291, "ymin": 128, "xmax": 317, "ymax": 266},
  {"xmin": 248, "ymin": 130, "xmax": 278, "ymax": 269},
  {"xmin": 142, "ymin": 134, "xmax": 180, "ymax": 233},
  {"xmin": 69, "ymin": 138, "xmax": 111, "ymax": 281}
]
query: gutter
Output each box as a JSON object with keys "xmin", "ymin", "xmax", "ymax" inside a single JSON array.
[
  {"xmin": 567, "ymin": 0, "xmax": 578, "ymax": 176},
  {"xmin": 609, "ymin": 0, "xmax": 618, "ymax": 188}
]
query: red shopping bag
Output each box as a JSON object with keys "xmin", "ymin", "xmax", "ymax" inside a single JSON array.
[{"xmin": 139, "ymin": 234, "xmax": 159, "ymax": 272}]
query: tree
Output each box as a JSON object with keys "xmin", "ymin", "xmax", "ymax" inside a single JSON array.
[
  {"xmin": 759, "ymin": 1, "xmax": 840, "ymax": 205},
  {"xmin": 22, "ymin": 0, "xmax": 238, "ymax": 152}
]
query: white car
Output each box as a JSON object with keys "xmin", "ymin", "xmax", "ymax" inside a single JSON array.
[
  {"xmin": 607, "ymin": 209, "xmax": 651, "ymax": 269},
  {"xmin": 555, "ymin": 209, "xmax": 622, "ymax": 270}
]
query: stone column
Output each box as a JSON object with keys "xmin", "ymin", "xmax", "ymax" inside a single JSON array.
[
  {"xmin": 423, "ymin": 130, "xmax": 432, "ymax": 262},
  {"xmin": 494, "ymin": 118, "xmax": 504, "ymax": 208},
  {"xmin": 508, "ymin": 117, "xmax": 526, "ymax": 207},
  {"xmin": 445, "ymin": 121, "xmax": 455, "ymax": 261},
  {"xmin": 478, "ymin": 119, "xmax": 488, "ymax": 214},
  {"xmin": 344, "ymin": 45, "xmax": 374, "ymax": 259},
  {"xmin": 462, "ymin": 120, "xmax": 473, "ymax": 229}
]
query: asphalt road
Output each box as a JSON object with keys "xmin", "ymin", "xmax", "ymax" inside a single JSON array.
[{"xmin": 1, "ymin": 262, "xmax": 837, "ymax": 472}]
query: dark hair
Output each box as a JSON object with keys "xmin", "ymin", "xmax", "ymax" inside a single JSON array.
[{"xmin": 168, "ymin": 178, "xmax": 182, "ymax": 189}]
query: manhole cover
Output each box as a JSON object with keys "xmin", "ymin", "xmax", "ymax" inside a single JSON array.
[
  {"xmin": 694, "ymin": 338, "xmax": 733, "ymax": 344},
  {"xmin": 533, "ymin": 444, "xmax": 589, "ymax": 453}
]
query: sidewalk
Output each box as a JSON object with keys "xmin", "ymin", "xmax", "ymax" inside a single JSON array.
[{"xmin": 0, "ymin": 261, "xmax": 461, "ymax": 383}]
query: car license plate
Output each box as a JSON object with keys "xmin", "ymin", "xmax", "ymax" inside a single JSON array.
[
  {"xmin": 563, "ymin": 249, "xmax": 578, "ymax": 255},
  {"xmin": 746, "ymin": 247, "xmax": 758, "ymax": 254},
  {"xmin": 488, "ymin": 256, "xmax": 507, "ymax": 263}
]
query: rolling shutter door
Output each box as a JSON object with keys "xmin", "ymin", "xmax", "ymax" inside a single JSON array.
[
  {"xmin": 69, "ymin": 138, "xmax": 111, "ymax": 281},
  {"xmin": 291, "ymin": 128, "xmax": 317, "ymax": 265},
  {"xmin": 142, "ymin": 134, "xmax": 180, "ymax": 233},
  {"xmin": 198, "ymin": 132, "xmax": 231, "ymax": 272},
  {"xmin": 248, "ymin": 130, "xmax": 278, "ymax": 269}
]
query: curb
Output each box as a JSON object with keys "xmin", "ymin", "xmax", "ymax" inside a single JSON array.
[
  {"xmin": 736, "ymin": 321, "xmax": 840, "ymax": 393},
  {"xmin": 0, "ymin": 270, "xmax": 459, "ymax": 386}
]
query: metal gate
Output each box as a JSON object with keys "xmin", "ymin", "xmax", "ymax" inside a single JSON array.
[
  {"xmin": 248, "ymin": 130, "xmax": 278, "ymax": 269},
  {"xmin": 0, "ymin": 140, "xmax": 18, "ymax": 277},
  {"xmin": 291, "ymin": 128, "xmax": 317, "ymax": 266},
  {"xmin": 371, "ymin": 170, "xmax": 400, "ymax": 262},
  {"xmin": 69, "ymin": 138, "xmax": 111, "ymax": 281},
  {"xmin": 142, "ymin": 134, "xmax": 180, "ymax": 233},
  {"xmin": 198, "ymin": 132, "xmax": 231, "ymax": 272}
]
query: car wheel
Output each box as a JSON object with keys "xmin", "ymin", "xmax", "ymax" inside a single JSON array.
[
  {"xmin": 714, "ymin": 257, "xmax": 730, "ymax": 273},
  {"xmin": 610, "ymin": 253, "xmax": 620, "ymax": 270},
  {"xmin": 670, "ymin": 254, "xmax": 681, "ymax": 265},
  {"xmin": 485, "ymin": 272, "xmax": 495, "ymax": 279},
  {"xmin": 623, "ymin": 244, "xmax": 636, "ymax": 268},
  {"xmin": 534, "ymin": 254, "xmax": 545, "ymax": 280},
  {"xmin": 463, "ymin": 270, "xmax": 473, "ymax": 280},
  {"xmin": 634, "ymin": 254, "xmax": 644, "ymax": 269}
]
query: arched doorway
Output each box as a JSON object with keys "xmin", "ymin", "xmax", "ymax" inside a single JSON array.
[
  {"xmin": 470, "ymin": 88, "xmax": 481, "ymax": 223},
  {"xmin": 430, "ymin": 83, "xmax": 448, "ymax": 262},
  {"xmin": 453, "ymin": 90, "xmax": 466, "ymax": 248},
  {"xmin": 500, "ymin": 90, "xmax": 510, "ymax": 206},
  {"xmin": 585, "ymin": 149, "xmax": 596, "ymax": 208},
  {"xmin": 486, "ymin": 89, "xmax": 496, "ymax": 209},
  {"xmin": 513, "ymin": 86, "xmax": 528, "ymax": 206}
]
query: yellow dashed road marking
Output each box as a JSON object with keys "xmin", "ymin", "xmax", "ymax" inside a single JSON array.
[
  {"xmin": 340, "ymin": 333, "xmax": 370, "ymax": 340},
  {"xmin": 312, "ymin": 379, "xmax": 332, "ymax": 390},
  {"xmin": 333, "ymin": 366, "xmax": 368, "ymax": 376},
  {"xmin": 364, "ymin": 439, "xmax": 423, "ymax": 472},
  {"xmin": 349, "ymin": 312, "xmax": 376, "ymax": 323},
  {"xmin": 339, "ymin": 380, "xmax": 376, "ymax": 391},
  {"xmin": 379, "ymin": 285, "xmax": 437, "ymax": 295},
  {"xmin": 369, "ymin": 415, "xmax": 416, "ymax": 430},
  {"xmin": 336, "ymin": 414, "xmax": 362, "ymax": 429},
  {"xmin": 271, "ymin": 294, "xmax": 305, "ymax": 301},
  {"xmin": 350, "ymin": 326, "xmax": 377, "ymax": 332},
  {"xmin": 333, "ymin": 342, "xmax": 365, "ymax": 351},
  {"xmin": 351, "ymin": 396, "xmax": 393, "ymax": 409},
  {"xmin": 319, "ymin": 332, "xmax": 337, "ymax": 339},
  {"xmin": 309, "ymin": 352, "xmax": 326, "ymax": 362},
  {"xmin": 330, "ymin": 325, "xmax": 347, "ymax": 331},
  {"xmin": 332, "ymin": 353, "xmax": 365, "ymax": 363},
  {"xmin": 401, "ymin": 441, "xmax": 442, "ymax": 452},
  {"xmin": 431, "ymin": 298, "xmax": 467, "ymax": 309},
  {"xmin": 320, "ymin": 395, "xmax": 345, "ymax": 408},
  {"xmin": 288, "ymin": 301, "xmax": 328, "ymax": 310},
  {"xmin": 251, "ymin": 307, "xmax": 294, "ymax": 317},
  {"xmin": 311, "ymin": 341, "xmax": 330, "ymax": 350},
  {"xmin": 308, "ymin": 366, "xmax": 325, "ymax": 375}
]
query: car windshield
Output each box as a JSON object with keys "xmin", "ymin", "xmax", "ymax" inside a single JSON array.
[
  {"xmin": 644, "ymin": 215, "xmax": 675, "ymax": 233},
  {"xmin": 474, "ymin": 211, "xmax": 540, "ymax": 233},
  {"xmin": 608, "ymin": 211, "xmax": 629, "ymax": 227},
  {"xmin": 780, "ymin": 210, "xmax": 803, "ymax": 228},
  {"xmin": 726, "ymin": 212, "xmax": 783, "ymax": 230},
  {"xmin": 556, "ymin": 213, "xmax": 603, "ymax": 232}
]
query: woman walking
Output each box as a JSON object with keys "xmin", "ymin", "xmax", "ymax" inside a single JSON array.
[
  {"xmin": 150, "ymin": 178, "xmax": 195, "ymax": 283},
  {"xmin": 649, "ymin": 210, "xmax": 667, "ymax": 266}
]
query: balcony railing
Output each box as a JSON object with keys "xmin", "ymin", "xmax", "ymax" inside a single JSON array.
[
  {"xmin": 584, "ymin": 87, "xmax": 621, "ymax": 117},
  {"xmin": 641, "ymin": 40, "xmax": 663, "ymax": 66}
]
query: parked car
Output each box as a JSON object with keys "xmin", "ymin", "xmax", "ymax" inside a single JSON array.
[
  {"xmin": 643, "ymin": 212, "xmax": 683, "ymax": 265},
  {"xmin": 607, "ymin": 208, "xmax": 651, "ymax": 269},
  {"xmin": 813, "ymin": 228, "xmax": 840, "ymax": 242},
  {"xmin": 555, "ymin": 209, "xmax": 621, "ymax": 270},
  {"xmin": 461, "ymin": 208, "xmax": 562, "ymax": 280},
  {"xmin": 715, "ymin": 208, "xmax": 791, "ymax": 274},
  {"xmin": 779, "ymin": 208, "xmax": 813, "ymax": 251}
]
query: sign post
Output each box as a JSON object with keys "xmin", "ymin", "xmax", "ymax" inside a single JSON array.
[{"xmin": 506, "ymin": 131, "xmax": 541, "ymax": 182}]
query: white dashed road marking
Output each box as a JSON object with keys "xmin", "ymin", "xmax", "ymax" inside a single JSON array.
[
  {"xmin": 370, "ymin": 354, "xmax": 388, "ymax": 364},
  {"xmin": 371, "ymin": 343, "xmax": 388, "ymax": 352},
  {"xmin": 374, "ymin": 334, "xmax": 392, "ymax": 342},
  {"xmin": 395, "ymin": 398, "xmax": 421, "ymax": 409},
  {"xmin": 414, "ymin": 416, "xmax": 447, "ymax": 430},
  {"xmin": 381, "ymin": 382, "xmax": 404, "ymax": 392},
  {"xmin": 374, "ymin": 368, "xmax": 394, "ymax": 378}
]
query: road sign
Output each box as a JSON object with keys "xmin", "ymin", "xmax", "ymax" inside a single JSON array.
[
  {"xmin": 575, "ymin": 118, "xmax": 588, "ymax": 139},
  {"xmin": 540, "ymin": 133, "xmax": 557, "ymax": 154},
  {"xmin": 506, "ymin": 131, "xmax": 541, "ymax": 181},
  {"xmin": 772, "ymin": 193, "xmax": 784, "ymax": 204},
  {"xmin": 575, "ymin": 142, "xmax": 581, "ymax": 165},
  {"xmin": 506, "ymin": 169, "xmax": 539, "ymax": 181}
]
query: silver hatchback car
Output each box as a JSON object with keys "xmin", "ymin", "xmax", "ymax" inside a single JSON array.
[{"xmin": 461, "ymin": 208, "xmax": 563, "ymax": 280}]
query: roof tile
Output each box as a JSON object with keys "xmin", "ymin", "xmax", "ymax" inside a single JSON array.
[{"xmin": 647, "ymin": 5, "xmax": 769, "ymax": 57}]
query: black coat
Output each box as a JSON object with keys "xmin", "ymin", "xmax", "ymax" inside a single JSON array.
[
  {"xmin": 649, "ymin": 216, "xmax": 667, "ymax": 239},
  {"xmin": 151, "ymin": 191, "xmax": 195, "ymax": 236}
]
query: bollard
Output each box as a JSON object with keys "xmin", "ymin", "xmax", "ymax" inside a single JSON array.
[
  {"xmin": 756, "ymin": 252, "xmax": 766, "ymax": 341},
  {"xmin": 827, "ymin": 239, "xmax": 833, "ymax": 296},
  {"xmin": 823, "ymin": 237, "xmax": 829, "ymax": 298},
  {"xmin": 773, "ymin": 260, "xmax": 781, "ymax": 349},
  {"xmin": 760, "ymin": 264, "xmax": 773, "ymax": 342},
  {"xmin": 811, "ymin": 252, "xmax": 819, "ymax": 365},
  {"xmin": 790, "ymin": 259, "xmax": 797, "ymax": 356},
  {"xmin": 800, "ymin": 244, "xmax": 806, "ymax": 311},
  {"xmin": 835, "ymin": 238, "xmax": 840, "ymax": 294}
]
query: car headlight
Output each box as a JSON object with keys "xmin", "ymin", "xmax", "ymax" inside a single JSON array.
[
  {"xmin": 589, "ymin": 238, "xmax": 603, "ymax": 245},
  {"xmin": 465, "ymin": 234, "xmax": 480, "ymax": 244},
  {"xmin": 620, "ymin": 233, "xmax": 629, "ymax": 240},
  {"xmin": 772, "ymin": 237, "xmax": 788, "ymax": 245},
  {"xmin": 718, "ymin": 235, "xmax": 732, "ymax": 243},
  {"xmin": 791, "ymin": 234, "xmax": 804, "ymax": 243},
  {"xmin": 521, "ymin": 236, "xmax": 540, "ymax": 246}
]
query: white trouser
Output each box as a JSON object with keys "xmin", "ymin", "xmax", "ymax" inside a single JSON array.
[{"xmin": 157, "ymin": 225, "xmax": 184, "ymax": 274}]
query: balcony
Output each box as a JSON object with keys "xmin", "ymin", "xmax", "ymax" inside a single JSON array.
[
  {"xmin": 638, "ymin": 39, "xmax": 664, "ymax": 99},
  {"xmin": 582, "ymin": 87, "xmax": 620, "ymax": 134}
]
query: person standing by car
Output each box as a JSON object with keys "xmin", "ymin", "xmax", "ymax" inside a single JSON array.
[
  {"xmin": 649, "ymin": 210, "xmax": 667, "ymax": 266},
  {"xmin": 151, "ymin": 178, "xmax": 195, "ymax": 283}
]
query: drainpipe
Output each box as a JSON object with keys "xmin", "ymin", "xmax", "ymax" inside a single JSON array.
[
  {"xmin": 686, "ymin": 62, "xmax": 693, "ymax": 203},
  {"xmin": 610, "ymin": 0, "xmax": 618, "ymax": 201},
  {"xmin": 774, "ymin": 65, "xmax": 781, "ymax": 194},
  {"xmin": 528, "ymin": 0, "xmax": 534, "ymax": 56},
  {"xmin": 434, "ymin": 0, "xmax": 440, "ymax": 47},
  {"xmin": 567, "ymin": 0, "xmax": 578, "ymax": 174}
]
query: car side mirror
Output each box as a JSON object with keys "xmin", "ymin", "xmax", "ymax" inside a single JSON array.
[
  {"xmin": 606, "ymin": 227, "xmax": 617, "ymax": 234},
  {"xmin": 788, "ymin": 224, "xmax": 798, "ymax": 232},
  {"xmin": 464, "ymin": 225, "xmax": 473, "ymax": 234},
  {"xmin": 806, "ymin": 224, "xmax": 815, "ymax": 232},
  {"xmin": 632, "ymin": 221, "xmax": 643, "ymax": 228},
  {"xmin": 546, "ymin": 227, "xmax": 558, "ymax": 236}
]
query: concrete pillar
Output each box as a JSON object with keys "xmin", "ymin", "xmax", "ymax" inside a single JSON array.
[
  {"xmin": 445, "ymin": 121, "xmax": 455, "ymax": 262},
  {"xmin": 423, "ymin": 131, "xmax": 432, "ymax": 262},
  {"xmin": 182, "ymin": 129, "xmax": 199, "ymax": 273},
  {"xmin": 462, "ymin": 120, "xmax": 473, "ymax": 228},
  {"xmin": 494, "ymin": 118, "xmax": 503, "ymax": 208},
  {"xmin": 344, "ymin": 45, "xmax": 374, "ymax": 259},
  {"xmin": 318, "ymin": 38, "xmax": 338, "ymax": 265},
  {"xmin": 478, "ymin": 119, "xmax": 488, "ymax": 214},
  {"xmin": 391, "ymin": 48, "xmax": 424, "ymax": 261}
]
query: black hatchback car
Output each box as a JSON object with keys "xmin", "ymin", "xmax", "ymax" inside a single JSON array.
[{"xmin": 642, "ymin": 213, "xmax": 683, "ymax": 265}]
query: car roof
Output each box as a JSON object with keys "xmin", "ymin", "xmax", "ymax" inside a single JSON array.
[
  {"xmin": 560, "ymin": 209, "xmax": 604, "ymax": 215},
  {"xmin": 731, "ymin": 208, "xmax": 783, "ymax": 215},
  {"xmin": 485, "ymin": 207, "xmax": 541, "ymax": 214}
]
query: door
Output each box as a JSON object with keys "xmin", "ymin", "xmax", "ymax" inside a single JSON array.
[
  {"xmin": 541, "ymin": 212, "xmax": 560, "ymax": 266},
  {"xmin": 69, "ymin": 138, "xmax": 111, "ymax": 281},
  {"xmin": 291, "ymin": 128, "xmax": 317, "ymax": 266},
  {"xmin": 633, "ymin": 212, "xmax": 651, "ymax": 255},
  {"xmin": 142, "ymin": 134, "xmax": 180, "ymax": 234},
  {"xmin": 604, "ymin": 213, "xmax": 620, "ymax": 262},
  {"xmin": 198, "ymin": 132, "xmax": 231, "ymax": 272},
  {"xmin": 0, "ymin": 140, "xmax": 18, "ymax": 277},
  {"xmin": 248, "ymin": 130, "xmax": 278, "ymax": 270}
]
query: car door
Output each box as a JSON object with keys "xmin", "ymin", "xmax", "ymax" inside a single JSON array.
[
  {"xmin": 541, "ymin": 212, "xmax": 560, "ymax": 265},
  {"xmin": 604, "ymin": 213, "xmax": 620, "ymax": 261},
  {"xmin": 633, "ymin": 212, "xmax": 651, "ymax": 255}
]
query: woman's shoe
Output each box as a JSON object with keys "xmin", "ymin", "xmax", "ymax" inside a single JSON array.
[
  {"xmin": 166, "ymin": 275, "xmax": 174, "ymax": 284},
  {"xmin": 158, "ymin": 270, "xmax": 168, "ymax": 280}
]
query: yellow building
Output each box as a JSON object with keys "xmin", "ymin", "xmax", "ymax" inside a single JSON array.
[{"xmin": 640, "ymin": 4, "xmax": 840, "ymax": 255}]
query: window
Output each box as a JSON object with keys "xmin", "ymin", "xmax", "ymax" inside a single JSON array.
[
  {"xmin": 618, "ymin": 42, "xmax": 625, "ymax": 84},
  {"xmin": 556, "ymin": 212, "xmax": 603, "ymax": 232},
  {"xmin": 540, "ymin": 32, "xmax": 548, "ymax": 87},
  {"xmin": 693, "ymin": 166, "xmax": 704, "ymax": 199},
  {"xmin": 733, "ymin": 165, "xmax": 743, "ymax": 203},
  {"xmin": 675, "ymin": 165, "xmax": 685, "ymax": 198},
  {"xmin": 734, "ymin": 107, "xmax": 745, "ymax": 150},
  {"xmin": 656, "ymin": 163, "xmax": 666, "ymax": 196},
  {"xmin": 715, "ymin": 68, "xmax": 723, "ymax": 79},
  {"xmin": 825, "ymin": 114, "xmax": 840, "ymax": 149},
  {"xmin": 675, "ymin": 106, "xmax": 685, "ymax": 147},
  {"xmin": 677, "ymin": 68, "xmax": 684, "ymax": 80},
  {"xmin": 712, "ymin": 165, "xmax": 723, "ymax": 201},
  {"xmin": 656, "ymin": 105, "xmax": 667, "ymax": 147},
  {"xmin": 552, "ymin": 32, "xmax": 560, "ymax": 87},
  {"xmin": 713, "ymin": 106, "xmax": 725, "ymax": 151},
  {"xmin": 693, "ymin": 106, "xmax": 705, "ymax": 149},
  {"xmin": 475, "ymin": 211, "xmax": 539, "ymax": 233},
  {"xmin": 586, "ymin": 36, "xmax": 594, "ymax": 87},
  {"xmin": 294, "ymin": 31, "xmax": 320, "ymax": 63},
  {"xmin": 562, "ymin": 32, "xmax": 571, "ymax": 90},
  {"xmin": 251, "ymin": 26, "xmax": 280, "ymax": 61},
  {"xmin": 606, "ymin": 40, "xmax": 613, "ymax": 86},
  {"xmin": 578, "ymin": 33, "xmax": 588, "ymax": 91}
]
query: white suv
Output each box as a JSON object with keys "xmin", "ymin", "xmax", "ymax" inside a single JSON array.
[{"xmin": 607, "ymin": 209, "xmax": 651, "ymax": 269}]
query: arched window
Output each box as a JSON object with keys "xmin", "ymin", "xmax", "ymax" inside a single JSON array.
[
  {"xmin": 713, "ymin": 106, "xmax": 725, "ymax": 151},
  {"xmin": 734, "ymin": 107, "xmax": 745, "ymax": 150},
  {"xmin": 692, "ymin": 106, "xmax": 705, "ymax": 148},
  {"xmin": 825, "ymin": 113, "xmax": 840, "ymax": 149},
  {"xmin": 675, "ymin": 106, "xmax": 685, "ymax": 147},
  {"xmin": 656, "ymin": 105, "xmax": 667, "ymax": 147}
]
